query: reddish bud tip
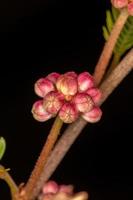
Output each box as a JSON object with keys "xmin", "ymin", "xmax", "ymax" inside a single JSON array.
[
  {"xmin": 59, "ymin": 103, "xmax": 79, "ymax": 123},
  {"xmin": 46, "ymin": 72, "xmax": 60, "ymax": 84},
  {"xmin": 56, "ymin": 73, "xmax": 78, "ymax": 96},
  {"xmin": 42, "ymin": 181, "xmax": 59, "ymax": 195},
  {"xmin": 31, "ymin": 100, "xmax": 52, "ymax": 122},
  {"xmin": 86, "ymin": 88, "xmax": 102, "ymax": 104},
  {"xmin": 78, "ymin": 72, "xmax": 94, "ymax": 92},
  {"xmin": 111, "ymin": 0, "xmax": 128, "ymax": 8},
  {"xmin": 34, "ymin": 78, "xmax": 55, "ymax": 97},
  {"xmin": 43, "ymin": 91, "xmax": 64, "ymax": 114},
  {"xmin": 82, "ymin": 107, "xmax": 102, "ymax": 123},
  {"xmin": 128, "ymin": 2, "xmax": 133, "ymax": 15},
  {"xmin": 65, "ymin": 71, "xmax": 78, "ymax": 78},
  {"xmin": 74, "ymin": 93, "xmax": 94, "ymax": 113},
  {"xmin": 59, "ymin": 185, "xmax": 74, "ymax": 195}
]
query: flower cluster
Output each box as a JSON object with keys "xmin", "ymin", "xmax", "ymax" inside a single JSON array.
[
  {"xmin": 111, "ymin": 0, "xmax": 133, "ymax": 15},
  {"xmin": 39, "ymin": 180, "xmax": 88, "ymax": 200},
  {"xmin": 32, "ymin": 72, "xmax": 102, "ymax": 123}
]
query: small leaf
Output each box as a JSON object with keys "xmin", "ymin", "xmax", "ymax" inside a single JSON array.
[
  {"xmin": 106, "ymin": 10, "xmax": 114, "ymax": 32},
  {"xmin": 102, "ymin": 26, "xmax": 109, "ymax": 40},
  {"xmin": 112, "ymin": 6, "xmax": 119, "ymax": 21},
  {"xmin": 103, "ymin": 6, "xmax": 133, "ymax": 58},
  {"xmin": 0, "ymin": 137, "xmax": 6, "ymax": 160}
]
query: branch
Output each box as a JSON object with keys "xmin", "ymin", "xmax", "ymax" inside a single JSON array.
[
  {"xmin": 24, "ymin": 116, "xmax": 63, "ymax": 200},
  {"xmin": 94, "ymin": 8, "xmax": 129, "ymax": 85},
  {"xmin": 0, "ymin": 165, "xmax": 18, "ymax": 200}
]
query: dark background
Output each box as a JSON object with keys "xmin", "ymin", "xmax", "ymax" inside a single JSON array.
[{"xmin": 0, "ymin": 0, "xmax": 133, "ymax": 199}]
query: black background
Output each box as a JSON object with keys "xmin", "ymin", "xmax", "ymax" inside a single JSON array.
[{"xmin": 0, "ymin": 0, "xmax": 133, "ymax": 199}]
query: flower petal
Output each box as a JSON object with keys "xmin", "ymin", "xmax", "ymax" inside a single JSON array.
[
  {"xmin": 34, "ymin": 78, "xmax": 55, "ymax": 97},
  {"xmin": 31, "ymin": 100, "xmax": 53, "ymax": 122},
  {"xmin": 73, "ymin": 93, "xmax": 94, "ymax": 113},
  {"xmin": 78, "ymin": 72, "xmax": 94, "ymax": 92},
  {"xmin": 82, "ymin": 107, "xmax": 102, "ymax": 123},
  {"xmin": 59, "ymin": 103, "xmax": 79, "ymax": 123}
]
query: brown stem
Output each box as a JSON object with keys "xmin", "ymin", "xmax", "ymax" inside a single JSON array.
[
  {"xmin": 38, "ymin": 48, "xmax": 133, "ymax": 185},
  {"xmin": 94, "ymin": 8, "xmax": 129, "ymax": 85},
  {"xmin": 103, "ymin": 53, "xmax": 120, "ymax": 81},
  {"xmin": 24, "ymin": 116, "xmax": 63, "ymax": 200},
  {"xmin": 0, "ymin": 165, "xmax": 19, "ymax": 200},
  {"xmin": 99, "ymin": 48, "xmax": 133, "ymax": 104}
]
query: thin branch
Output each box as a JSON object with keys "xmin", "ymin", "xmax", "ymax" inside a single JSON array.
[
  {"xmin": 99, "ymin": 48, "xmax": 133, "ymax": 104},
  {"xmin": 24, "ymin": 116, "xmax": 63, "ymax": 200},
  {"xmin": 0, "ymin": 165, "xmax": 19, "ymax": 200},
  {"xmin": 94, "ymin": 8, "xmax": 129, "ymax": 85}
]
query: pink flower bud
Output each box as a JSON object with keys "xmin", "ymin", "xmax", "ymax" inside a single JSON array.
[
  {"xmin": 40, "ymin": 180, "xmax": 88, "ymax": 200},
  {"xmin": 59, "ymin": 103, "xmax": 79, "ymax": 123},
  {"xmin": 59, "ymin": 185, "xmax": 74, "ymax": 195},
  {"xmin": 111, "ymin": 0, "xmax": 128, "ymax": 8},
  {"xmin": 56, "ymin": 73, "xmax": 78, "ymax": 96},
  {"xmin": 82, "ymin": 107, "xmax": 102, "ymax": 123},
  {"xmin": 46, "ymin": 72, "xmax": 60, "ymax": 84},
  {"xmin": 78, "ymin": 72, "xmax": 94, "ymax": 92},
  {"xmin": 86, "ymin": 88, "xmax": 102, "ymax": 105},
  {"xmin": 65, "ymin": 71, "xmax": 78, "ymax": 78},
  {"xmin": 43, "ymin": 181, "xmax": 59, "ymax": 195},
  {"xmin": 31, "ymin": 100, "xmax": 52, "ymax": 122},
  {"xmin": 43, "ymin": 91, "xmax": 64, "ymax": 114},
  {"xmin": 73, "ymin": 93, "xmax": 94, "ymax": 113},
  {"xmin": 128, "ymin": 2, "xmax": 133, "ymax": 15},
  {"xmin": 34, "ymin": 78, "xmax": 55, "ymax": 97}
]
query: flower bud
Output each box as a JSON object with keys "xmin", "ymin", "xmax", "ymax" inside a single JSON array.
[
  {"xmin": 47, "ymin": 72, "xmax": 60, "ymax": 84},
  {"xmin": 65, "ymin": 71, "xmax": 78, "ymax": 78},
  {"xmin": 59, "ymin": 185, "xmax": 74, "ymax": 195},
  {"xmin": 34, "ymin": 78, "xmax": 55, "ymax": 97},
  {"xmin": 43, "ymin": 91, "xmax": 64, "ymax": 114},
  {"xmin": 82, "ymin": 107, "xmax": 102, "ymax": 123},
  {"xmin": 78, "ymin": 72, "xmax": 94, "ymax": 92},
  {"xmin": 43, "ymin": 181, "xmax": 59, "ymax": 195},
  {"xmin": 86, "ymin": 88, "xmax": 102, "ymax": 104},
  {"xmin": 73, "ymin": 93, "xmax": 94, "ymax": 113},
  {"xmin": 128, "ymin": 2, "xmax": 133, "ymax": 15},
  {"xmin": 56, "ymin": 73, "xmax": 78, "ymax": 96},
  {"xmin": 59, "ymin": 103, "xmax": 79, "ymax": 123},
  {"xmin": 111, "ymin": 0, "xmax": 128, "ymax": 8},
  {"xmin": 31, "ymin": 100, "xmax": 52, "ymax": 122}
]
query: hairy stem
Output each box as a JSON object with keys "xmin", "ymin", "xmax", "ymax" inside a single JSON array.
[
  {"xmin": 38, "ymin": 48, "xmax": 133, "ymax": 186},
  {"xmin": 24, "ymin": 116, "xmax": 63, "ymax": 200},
  {"xmin": 94, "ymin": 8, "xmax": 129, "ymax": 85},
  {"xmin": 0, "ymin": 165, "xmax": 18, "ymax": 200}
]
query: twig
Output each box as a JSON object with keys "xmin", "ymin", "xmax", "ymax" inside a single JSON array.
[
  {"xmin": 24, "ymin": 116, "xmax": 63, "ymax": 200},
  {"xmin": 94, "ymin": 8, "xmax": 129, "ymax": 85},
  {"xmin": 0, "ymin": 165, "xmax": 19, "ymax": 200}
]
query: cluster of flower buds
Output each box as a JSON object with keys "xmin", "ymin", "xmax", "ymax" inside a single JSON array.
[
  {"xmin": 39, "ymin": 180, "xmax": 89, "ymax": 200},
  {"xmin": 111, "ymin": 0, "xmax": 133, "ymax": 15},
  {"xmin": 32, "ymin": 71, "xmax": 102, "ymax": 123}
]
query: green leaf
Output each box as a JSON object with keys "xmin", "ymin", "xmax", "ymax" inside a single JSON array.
[
  {"xmin": 111, "ymin": 6, "xmax": 119, "ymax": 21},
  {"xmin": 0, "ymin": 137, "xmax": 6, "ymax": 160},
  {"xmin": 114, "ymin": 16, "xmax": 133, "ymax": 56},
  {"xmin": 102, "ymin": 6, "xmax": 133, "ymax": 57},
  {"xmin": 106, "ymin": 10, "xmax": 114, "ymax": 33},
  {"xmin": 102, "ymin": 26, "xmax": 109, "ymax": 41}
]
